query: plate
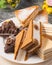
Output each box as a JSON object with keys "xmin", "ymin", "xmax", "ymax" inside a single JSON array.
[{"xmin": 0, "ymin": 17, "xmax": 44, "ymax": 64}]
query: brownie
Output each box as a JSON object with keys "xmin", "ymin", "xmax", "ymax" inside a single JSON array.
[
  {"xmin": 0, "ymin": 20, "xmax": 19, "ymax": 36},
  {"xmin": 4, "ymin": 36, "xmax": 15, "ymax": 53}
]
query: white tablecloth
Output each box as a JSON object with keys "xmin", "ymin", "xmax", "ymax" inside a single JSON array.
[{"xmin": 0, "ymin": 56, "xmax": 52, "ymax": 65}]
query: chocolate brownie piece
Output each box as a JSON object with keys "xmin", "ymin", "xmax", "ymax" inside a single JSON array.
[
  {"xmin": 4, "ymin": 36, "xmax": 15, "ymax": 53},
  {"xmin": 0, "ymin": 20, "xmax": 20, "ymax": 36}
]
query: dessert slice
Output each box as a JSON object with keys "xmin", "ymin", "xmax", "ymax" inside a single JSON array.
[
  {"xmin": 37, "ymin": 37, "xmax": 52, "ymax": 60},
  {"xmin": 14, "ymin": 6, "xmax": 39, "ymax": 27},
  {"xmin": 20, "ymin": 20, "xmax": 33, "ymax": 60},
  {"xmin": 27, "ymin": 22, "xmax": 41, "ymax": 55},
  {"xmin": 21, "ymin": 20, "xmax": 33, "ymax": 49},
  {"xmin": 26, "ymin": 39, "xmax": 39, "ymax": 55},
  {"xmin": 42, "ymin": 23, "xmax": 52, "ymax": 40},
  {"xmin": 21, "ymin": 20, "xmax": 40, "ymax": 58},
  {"xmin": 37, "ymin": 23, "xmax": 52, "ymax": 60},
  {"xmin": 15, "ymin": 29, "xmax": 27, "ymax": 61},
  {"xmin": 14, "ymin": 30, "xmax": 24, "ymax": 59}
]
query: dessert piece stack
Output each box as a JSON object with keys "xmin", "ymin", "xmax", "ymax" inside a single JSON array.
[
  {"xmin": 37, "ymin": 23, "xmax": 52, "ymax": 60},
  {"xmin": 14, "ymin": 20, "xmax": 41, "ymax": 60},
  {"xmin": 14, "ymin": 6, "xmax": 49, "ymax": 60},
  {"xmin": 3, "ymin": 5, "xmax": 52, "ymax": 61},
  {"xmin": 14, "ymin": 6, "xmax": 40, "ymax": 60}
]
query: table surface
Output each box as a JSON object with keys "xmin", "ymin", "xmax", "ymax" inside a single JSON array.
[{"xmin": 0, "ymin": 0, "xmax": 52, "ymax": 65}]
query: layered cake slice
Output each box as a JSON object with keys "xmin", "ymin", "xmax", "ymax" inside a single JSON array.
[
  {"xmin": 14, "ymin": 30, "xmax": 25, "ymax": 59},
  {"xmin": 15, "ymin": 28, "xmax": 28, "ymax": 61},
  {"xmin": 37, "ymin": 23, "xmax": 52, "ymax": 60},
  {"xmin": 27, "ymin": 22, "xmax": 41, "ymax": 55},
  {"xmin": 42, "ymin": 23, "xmax": 52, "ymax": 39},
  {"xmin": 20, "ymin": 20, "xmax": 33, "ymax": 60},
  {"xmin": 21, "ymin": 20, "xmax": 33, "ymax": 49},
  {"xmin": 14, "ymin": 6, "xmax": 39, "ymax": 27},
  {"xmin": 21, "ymin": 20, "xmax": 41, "ymax": 58},
  {"xmin": 37, "ymin": 37, "xmax": 52, "ymax": 60}
]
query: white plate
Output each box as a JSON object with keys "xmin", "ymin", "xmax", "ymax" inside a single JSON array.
[{"xmin": 0, "ymin": 17, "xmax": 44, "ymax": 64}]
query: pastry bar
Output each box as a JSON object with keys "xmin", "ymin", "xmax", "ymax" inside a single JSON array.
[
  {"xmin": 14, "ymin": 30, "xmax": 25, "ymax": 59},
  {"xmin": 21, "ymin": 20, "xmax": 33, "ymax": 50},
  {"xmin": 14, "ymin": 20, "xmax": 33, "ymax": 60},
  {"xmin": 37, "ymin": 37, "xmax": 52, "ymax": 60},
  {"xmin": 14, "ymin": 28, "xmax": 28, "ymax": 60},
  {"xmin": 21, "ymin": 20, "xmax": 41, "ymax": 57},
  {"xmin": 27, "ymin": 22, "xmax": 41, "ymax": 55},
  {"xmin": 14, "ymin": 6, "xmax": 39, "ymax": 27},
  {"xmin": 37, "ymin": 23, "xmax": 52, "ymax": 60},
  {"xmin": 20, "ymin": 10, "xmax": 48, "ymax": 52}
]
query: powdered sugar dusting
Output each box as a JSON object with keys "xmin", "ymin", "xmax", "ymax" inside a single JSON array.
[{"xmin": 18, "ymin": 8, "xmax": 35, "ymax": 22}]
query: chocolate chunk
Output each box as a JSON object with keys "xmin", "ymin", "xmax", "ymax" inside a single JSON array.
[
  {"xmin": 4, "ymin": 44, "xmax": 14, "ymax": 53},
  {"xmin": 4, "ymin": 37, "xmax": 15, "ymax": 53}
]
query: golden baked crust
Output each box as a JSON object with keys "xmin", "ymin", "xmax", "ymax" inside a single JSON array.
[
  {"xmin": 21, "ymin": 20, "xmax": 33, "ymax": 49},
  {"xmin": 14, "ymin": 30, "xmax": 24, "ymax": 59}
]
